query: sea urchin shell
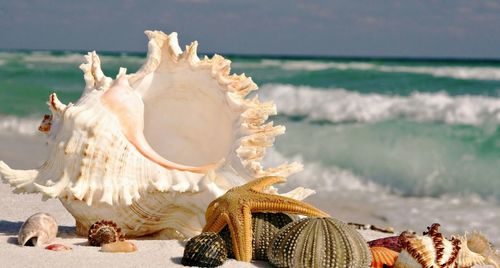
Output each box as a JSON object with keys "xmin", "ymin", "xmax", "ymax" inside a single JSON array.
[
  {"xmin": 182, "ymin": 232, "xmax": 227, "ymax": 267},
  {"xmin": 88, "ymin": 220, "xmax": 123, "ymax": 246},
  {"xmin": 267, "ymin": 217, "xmax": 371, "ymax": 268},
  {"xmin": 219, "ymin": 212, "xmax": 294, "ymax": 260}
]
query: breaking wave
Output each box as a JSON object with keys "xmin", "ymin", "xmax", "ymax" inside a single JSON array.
[
  {"xmin": 259, "ymin": 84, "xmax": 500, "ymax": 126},
  {"xmin": 240, "ymin": 59, "xmax": 500, "ymax": 81}
]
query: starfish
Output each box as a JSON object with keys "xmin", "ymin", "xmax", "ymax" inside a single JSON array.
[{"xmin": 202, "ymin": 176, "xmax": 330, "ymax": 262}]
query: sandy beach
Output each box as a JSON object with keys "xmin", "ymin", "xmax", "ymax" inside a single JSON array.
[{"xmin": 0, "ymin": 133, "xmax": 493, "ymax": 268}]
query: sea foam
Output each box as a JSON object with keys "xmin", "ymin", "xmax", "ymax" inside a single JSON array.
[
  {"xmin": 240, "ymin": 59, "xmax": 500, "ymax": 81},
  {"xmin": 260, "ymin": 84, "xmax": 500, "ymax": 126}
]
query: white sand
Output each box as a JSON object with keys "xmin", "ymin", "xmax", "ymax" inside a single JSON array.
[{"xmin": 0, "ymin": 133, "xmax": 491, "ymax": 267}]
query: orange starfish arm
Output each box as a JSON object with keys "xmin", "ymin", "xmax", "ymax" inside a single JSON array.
[
  {"xmin": 246, "ymin": 176, "xmax": 287, "ymax": 192},
  {"xmin": 250, "ymin": 192, "xmax": 329, "ymax": 217},
  {"xmin": 203, "ymin": 212, "xmax": 229, "ymax": 233},
  {"xmin": 228, "ymin": 205, "xmax": 253, "ymax": 262}
]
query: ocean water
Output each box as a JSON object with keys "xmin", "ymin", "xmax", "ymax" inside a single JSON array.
[{"xmin": 0, "ymin": 51, "xmax": 499, "ymax": 243}]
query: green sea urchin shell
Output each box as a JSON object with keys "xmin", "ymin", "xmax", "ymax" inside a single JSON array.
[
  {"xmin": 182, "ymin": 232, "xmax": 227, "ymax": 267},
  {"xmin": 219, "ymin": 212, "xmax": 294, "ymax": 260},
  {"xmin": 268, "ymin": 217, "xmax": 371, "ymax": 268}
]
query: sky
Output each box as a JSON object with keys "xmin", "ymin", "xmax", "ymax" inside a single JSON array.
[{"xmin": 0, "ymin": 0, "xmax": 499, "ymax": 58}]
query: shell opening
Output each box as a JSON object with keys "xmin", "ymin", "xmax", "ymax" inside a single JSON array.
[
  {"xmin": 25, "ymin": 237, "xmax": 38, "ymax": 247},
  {"xmin": 134, "ymin": 61, "xmax": 238, "ymax": 166}
]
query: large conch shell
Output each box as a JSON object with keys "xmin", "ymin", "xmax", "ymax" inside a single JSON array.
[{"xmin": 0, "ymin": 30, "xmax": 307, "ymax": 238}]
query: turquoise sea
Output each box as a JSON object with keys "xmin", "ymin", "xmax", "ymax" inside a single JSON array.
[{"xmin": 0, "ymin": 50, "xmax": 499, "ymax": 242}]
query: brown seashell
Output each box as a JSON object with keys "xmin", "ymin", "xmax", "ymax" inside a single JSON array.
[
  {"xmin": 267, "ymin": 217, "xmax": 371, "ymax": 268},
  {"xmin": 182, "ymin": 232, "xmax": 227, "ymax": 267},
  {"xmin": 219, "ymin": 212, "xmax": 294, "ymax": 260},
  {"xmin": 101, "ymin": 241, "xmax": 137, "ymax": 253},
  {"xmin": 368, "ymin": 236, "xmax": 402, "ymax": 252},
  {"xmin": 45, "ymin": 244, "xmax": 72, "ymax": 251},
  {"xmin": 393, "ymin": 223, "xmax": 461, "ymax": 268},
  {"xmin": 370, "ymin": 246, "xmax": 399, "ymax": 268},
  {"xmin": 88, "ymin": 220, "xmax": 123, "ymax": 247}
]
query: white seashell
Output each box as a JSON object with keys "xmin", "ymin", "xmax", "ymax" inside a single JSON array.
[
  {"xmin": 0, "ymin": 30, "xmax": 307, "ymax": 238},
  {"xmin": 393, "ymin": 223, "xmax": 461, "ymax": 268},
  {"xmin": 18, "ymin": 213, "xmax": 58, "ymax": 247},
  {"xmin": 456, "ymin": 231, "xmax": 500, "ymax": 268}
]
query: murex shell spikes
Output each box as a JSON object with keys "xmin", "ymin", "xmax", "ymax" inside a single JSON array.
[{"xmin": 0, "ymin": 30, "xmax": 309, "ymax": 238}]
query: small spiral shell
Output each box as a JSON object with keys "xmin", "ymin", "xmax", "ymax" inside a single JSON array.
[
  {"xmin": 182, "ymin": 232, "xmax": 227, "ymax": 267},
  {"xmin": 88, "ymin": 220, "xmax": 123, "ymax": 247}
]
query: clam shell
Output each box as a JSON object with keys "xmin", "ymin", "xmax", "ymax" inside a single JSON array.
[
  {"xmin": 88, "ymin": 220, "xmax": 123, "ymax": 246},
  {"xmin": 393, "ymin": 223, "xmax": 461, "ymax": 268},
  {"xmin": 219, "ymin": 212, "xmax": 294, "ymax": 260},
  {"xmin": 101, "ymin": 241, "xmax": 137, "ymax": 253},
  {"xmin": 267, "ymin": 217, "xmax": 371, "ymax": 268},
  {"xmin": 182, "ymin": 232, "xmax": 227, "ymax": 267},
  {"xmin": 18, "ymin": 213, "xmax": 58, "ymax": 247},
  {"xmin": 0, "ymin": 30, "xmax": 308, "ymax": 239},
  {"xmin": 370, "ymin": 246, "xmax": 399, "ymax": 268}
]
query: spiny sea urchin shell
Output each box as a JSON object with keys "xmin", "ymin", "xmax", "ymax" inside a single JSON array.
[
  {"xmin": 219, "ymin": 212, "xmax": 294, "ymax": 260},
  {"xmin": 393, "ymin": 223, "xmax": 461, "ymax": 268},
  {"xmin": 88, "ymin": 220, "xmax": 123, "ymax": 247},
  {"xmin": 267, "ymin": 217, "xmax": 371, "ymax": 268},
  {"xmin": 182, "ymin": 232, "xmax": 227, "ymax": 267}
]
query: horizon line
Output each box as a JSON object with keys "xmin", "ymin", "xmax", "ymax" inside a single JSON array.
[{"xmin": 1, "ymin": 48, "xmax": 500, "ymax": 63}]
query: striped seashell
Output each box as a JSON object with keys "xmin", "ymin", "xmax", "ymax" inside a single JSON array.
[
  {"xmin": 267, "ymin": 217, "xmax": 371, "ymax": 268},
  {"xmin": 370, "ymin": 246, "xmax": 399, "ymax": 268},
  {"xmin": 88, "ymin": 220, "xmax": 123, "ymax": 247},
  {"xmin": 182, "ymin": 232, "xmax": 227, "ymax": 267},
  {"xmin": 368, "ymin": 236, "xmax": 402, "ymax": 252},
  {"xmin": 456, "ymin": 231, "xmax": 500, "ymax": 268},
  {"xmin": 219, "ymin": 212, "xmax": 294, "ymax": 260},
  {"xmin": 393, "ymin": 223, "xmax": 461, "ymax": 268}
]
